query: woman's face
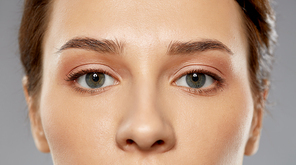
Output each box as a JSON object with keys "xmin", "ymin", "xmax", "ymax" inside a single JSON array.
[{"xmin": 27, "ymin": 0, "xmax": 262, "ymax": 164}]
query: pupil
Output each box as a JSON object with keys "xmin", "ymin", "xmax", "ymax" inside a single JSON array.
[
  {"xmin": 192, "ymin": 73, "xmax": 199, "ymax": 82},
  {"xmin": 92, "ymin": 73, "xmax": 99, "ymax": 82}
]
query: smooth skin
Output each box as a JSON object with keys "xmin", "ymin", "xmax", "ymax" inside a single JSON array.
[{"xmin": 23, "ymin": 0, "xmax": 266, "ymax": 164}]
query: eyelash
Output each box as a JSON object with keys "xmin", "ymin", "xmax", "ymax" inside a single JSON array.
[
  {"xmin": 65, "ymin": 68, "xmax": 225, "ymax": 96},
  {"xmin": 65, "ymin": 68, "xmax": 116, "ymax": 94},
  {"xmin": 173, "ymin": 69, "xmax": 225, "ymax": 96}
]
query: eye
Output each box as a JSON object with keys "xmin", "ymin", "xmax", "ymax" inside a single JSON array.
[
  {"xmin": 175, "ymin": 72, "xmax": 214, "ymax": 89},
  {"xmin": 77, "ymin": 72, "xmax": 115, "ymax": 89}
]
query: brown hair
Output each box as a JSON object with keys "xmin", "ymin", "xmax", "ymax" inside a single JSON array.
[
  {"xmin": 236, "ymin": 0, "xmax": 277, "ymax": 108},
  {"xmin": 19, "ymin": 0, "xmax": 277, "ymax": 107},
  {"xmin": 19, "ymin": 0, "xmax": 52, "ymax": 98}
]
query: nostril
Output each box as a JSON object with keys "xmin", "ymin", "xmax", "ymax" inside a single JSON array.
[
  {"xmin": 156, "ymin": 140, "xmax": 164, "ymax": 145},
  {"xmin": 152, "ymin": 140, "xmax": 164, "ymax": 147},
  {"xmin": 126, "ymin": 139, "xmax": 134, "ymax": 145},
  {"xmin": 116, "ymin": 116, "xmax": 176, "ymax": 152}
]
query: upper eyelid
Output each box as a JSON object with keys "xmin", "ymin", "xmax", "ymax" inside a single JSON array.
[
  {"xmin": 66, "ymin": 69, "xmax": 106, "ymax": 81},
  {"xmin": 172, "ymin": 64, "xmax": 224, "ymax": 77},
  {"xmin": 66, "ymin": 64, "xmax": 121, "ymax": 82},
  {"xmin": 171, "ymin": 67, "xmax": 223, "ymax": 84},
  {"xmin": 66, "ymin": 64, "xmax": 223, "ymax": 84}
]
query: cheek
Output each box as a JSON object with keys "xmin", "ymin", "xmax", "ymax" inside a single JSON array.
[
  {"xmin": 168, "ymin": 76, "xmax": 254, "ymax": 164},
  {"xmin": 39, "ymin": 79, "xmax": 123, "ymax": 163}
]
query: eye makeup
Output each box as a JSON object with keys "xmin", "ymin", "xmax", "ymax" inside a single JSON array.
[
  {"xmin": 172, "ymin": 66, "xmax": 226, "ymax": 96},
  {"xmin": 65, "ymin": 64, "xmax": 119, "ymax": 95},
  {"xmin": 64, "ymin": 62, "xmax": 226, "ymax": 96}
]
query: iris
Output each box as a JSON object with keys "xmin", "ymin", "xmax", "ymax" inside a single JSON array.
[
  {"xmin": 85, "ymin": 72, "xmax": 105, "ymax": 88},
  {"xmin": 185, "ymin": 73, "xmax": 206, "ymax": 88}
]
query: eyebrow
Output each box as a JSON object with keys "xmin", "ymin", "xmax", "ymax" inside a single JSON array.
[
  {"xmin": 167, "ymin": 40, "xmax": 233, "ymax": 55},
  {"xmin": 57, "ymin": 37, "xmax": 233, "ymax": 56},
  {"xmin": 57, "ymin": 37, "xmax": 124, "ymax": 54}
]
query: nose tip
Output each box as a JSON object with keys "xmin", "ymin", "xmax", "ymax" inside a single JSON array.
[{"xmin": 116, "ymin": 119, "xmax": 176, "ymax": 153}]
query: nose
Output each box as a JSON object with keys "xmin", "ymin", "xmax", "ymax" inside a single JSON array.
[{"xmin": 116, "ymin": 92, "xmax": 176, "ymax": 153}]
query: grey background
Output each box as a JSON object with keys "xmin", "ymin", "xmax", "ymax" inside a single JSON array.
[{"xmin": 0, "ymin": 0, "xmax": 295, "ymax": 164}]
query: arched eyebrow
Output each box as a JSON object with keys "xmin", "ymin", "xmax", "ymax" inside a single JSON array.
[
  {"xmin": 167, "ymin": 40, "xmax": 233, "ymax": 55},
  {"xmin": 57, "ymin": 37, "xmax": 124, "ymax": 54}
]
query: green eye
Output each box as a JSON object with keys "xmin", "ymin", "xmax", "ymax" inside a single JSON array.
[
  {"xmin": 185, "ymin": 73, "xmax": 206, "ymax": 88},
  {"xmin": 85, "ymin": 73, "xmax": 105, "ymax": 88},
  {"xmin": 176, "ymin": 72, "xmax": 214, "ymax": 89},
  {"xmin": 77, "ymin": 72, "xmax": 114, "ymax": 89}
]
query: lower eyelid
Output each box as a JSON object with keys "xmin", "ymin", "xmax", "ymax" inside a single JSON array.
[
  {"xmin": 178, "ymin": 82, "xmax": 224, "ymax": 96},
  {"xmin": 72, "ymin": 85, "xmax": 108, "ymax": 95}
]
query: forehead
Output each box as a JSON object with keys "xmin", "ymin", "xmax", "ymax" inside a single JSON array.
[{"xmin": 46, "ymin": 0, "xmax": 247, "ymax": 55}]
